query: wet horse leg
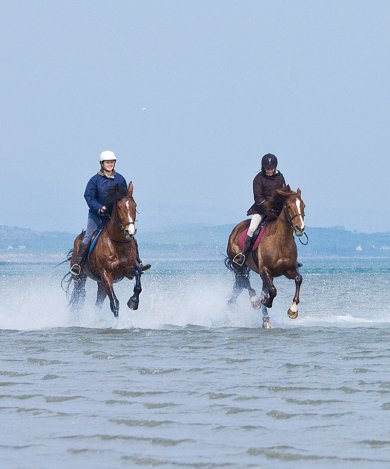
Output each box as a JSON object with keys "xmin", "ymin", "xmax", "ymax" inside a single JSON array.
[
  {"xmin": 285, "ymin": 269, "xmax": 302, "ymax": 319},
  {"xmin": 69, "ymin": 275, "xmax": 87, "ymax": 311},
  {"xmin": 228, "ymin": 270, "xmax": 262, "ymax": 309},
  {"xmin": 96, "ymin": 281, "xmax": 107, "ymax": 309},
  {"xmin": 259, "ymin": 267, "xmax": 277, "ymax": 308},
  {"xmin": 127, "ymin": 266, "xmax": 142, "ymax": 310},
  {"xmin": 261, "ymin": 304, "xmax": 271, "ymax": 329},
  {"xmin": 228, "ymin": 270, "xmax": 246, "ymax": 305},
  {"xmin": 100, "ymin": 271, "xmax": 120, "ymax": 317}
]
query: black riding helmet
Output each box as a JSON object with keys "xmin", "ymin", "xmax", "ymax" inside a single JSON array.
[{"xmin": 261, "ymin": 153, "xmax": 278, "ymax": 172}]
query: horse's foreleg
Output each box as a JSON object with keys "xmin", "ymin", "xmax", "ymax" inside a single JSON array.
[
  {"xmin": 260, "ymin": 267, "xmax": 276, "ymax": 308},
  {"xmin": 285, "ymin": 270, "xmax": 302, "ymax": 319},
  {"xmin": 69, "ymin": 275, "xmax": 87, "ymax": 311},
  {"xmin": 100, "ymin": 271, "xmax": 119, "ymax": 317},
  {"xmin": 96, "ymin": 281, "xmax": 107, "ymax": 309},
  {"xmin": 127, "ymin": 266, "xmax": 142, "ymax": 310}
]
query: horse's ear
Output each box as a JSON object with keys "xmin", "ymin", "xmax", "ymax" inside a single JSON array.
[
  {"xmin": 128, "ymin": 181, "xmax": 134, "ymax": 197},
  {"xmin": 297, "ymin": 187, "xmax": 301, "ymax": 196},
  {"xmin": 286, "ymin": 184, "xmax": 291, "ymax": 192}
]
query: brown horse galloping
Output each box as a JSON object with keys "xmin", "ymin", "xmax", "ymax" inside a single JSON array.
[
  {"xmin": 226, "ymin": 186, "xmax": 306, "ymax": 328},
  {"xmin": 68, "ymin": 181, "xmax": 143, "ymax": 317}
]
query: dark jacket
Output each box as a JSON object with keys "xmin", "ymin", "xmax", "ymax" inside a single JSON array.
[
  {"xmin": 247, "ymin": 170, "xmax": 286, "ymax": 216},
  {"xmin": 84, "ymin": 170, "xmax": 127, "ymax": 217}
]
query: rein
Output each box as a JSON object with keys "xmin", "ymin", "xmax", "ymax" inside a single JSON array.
[
  {"xmin": 297, "ymin": 232, "xmax": 309, "ymax": 245},
  {"xmin": 283, "ymin": 203, "xmax": 309, "ymax": 245}
]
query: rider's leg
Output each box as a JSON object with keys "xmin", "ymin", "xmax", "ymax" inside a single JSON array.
[
  {"xmin": 247, "ymin": 214, "xmax": 262, "ymax": 238},
  {"xmin": 133, "ymin": 238, "xmax": 151, "ymax": 272},
  {"xmin": 233, "ymin": 214, "xmax": 262, "ymax": 266},
  {"xmin": 70, "ymin": 215, "xmax": 98, "ymax": 276},
  {"xmin": 243, "ymin": 214, "xmax": 262, "ymax": 257}
]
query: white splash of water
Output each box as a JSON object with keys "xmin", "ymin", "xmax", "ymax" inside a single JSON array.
[{"xmin": 0, "ymin": 263, "xmax": 389, "ymax": 331}]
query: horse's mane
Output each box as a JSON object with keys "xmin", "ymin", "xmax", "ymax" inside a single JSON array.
[
  {"xmin": 266, "ymin": 185, "xmax": 299, "ymax": 235},
  {"xmin": 268, "ymin": 185, "xmax": 298, "ymax": 212},
  {"xmin": 105, "ymin": 185, "xmax": 130, "ymax": 211}
]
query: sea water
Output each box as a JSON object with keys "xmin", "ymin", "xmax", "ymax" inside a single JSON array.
[{"xmin": 0, "ymin": 258, "xmax": 390, "ymax": 468}]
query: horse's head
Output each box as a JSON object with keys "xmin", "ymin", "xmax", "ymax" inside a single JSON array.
[
  {"xmin": 275, "ymin": 186, "xmax": 306, "ymax": 237},
  {"xmin": 284, "ymin": 187, "xmax": 305, "ymax": 236},
  {"xmin": 110, "ymin": 182, "xmax": 137, "ymax": 240}
]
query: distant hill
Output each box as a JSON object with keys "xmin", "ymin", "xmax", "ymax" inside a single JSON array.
[
  {"xmin": 1, "ymin": 224, "xmax": 390, "ymax": 260},
  {"xmin": 137, "ymin": 224, "xmax": 390, "ymax": 258},
  {"xmin": 0, "ymin": 225, "xmax": 75, "ymax": 255}
]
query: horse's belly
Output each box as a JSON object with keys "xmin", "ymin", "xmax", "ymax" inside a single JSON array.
[{"xmin": 112, "ymin": 276, "xmax": 125, "ymax": 283}]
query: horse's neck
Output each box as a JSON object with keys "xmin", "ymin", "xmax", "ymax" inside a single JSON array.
[
  {"xmin": 274, "ymin": 209, "xmax": 294, "ymax": 241},
  {"xmin": 105, "ymin": 210, "xmax": 125, "ymax": 241}
]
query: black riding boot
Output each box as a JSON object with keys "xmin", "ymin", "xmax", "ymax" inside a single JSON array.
[
  {"xmin": 70, "ymin": 242, "xmax": 89, "ymax": 277},
  {"xmin": 134, "ymin": 239, "xmax": 151, "ymax": 273},
  {"xmin": 233, "ymin": 235, "xmax": 253, "ymax": 266},
  {"xmin": 137, "ymin": 253, "xmax": 151, "ymax": 273}
]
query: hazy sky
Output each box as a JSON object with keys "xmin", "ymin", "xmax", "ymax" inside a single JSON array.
[{"xmin": 1, "ymin": 0, "xmax": 389, "ymax": 233}]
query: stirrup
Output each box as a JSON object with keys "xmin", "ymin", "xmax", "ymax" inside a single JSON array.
[
  {"xmin": 70, "ymin": 263, "xmax": 81, "ymax": 277},
  {"xmin": 141, "ymin": 263, "xmax": 151, "ymax": 273},
  {"xmin": 233, "ymin": 252, "xmax": 245, "ymax": 267}
]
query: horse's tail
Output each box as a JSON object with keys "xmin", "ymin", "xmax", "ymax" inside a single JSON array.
[
  {"xmin": 59, "ymin": 249, "xmax": 74, "ymax": 297},
  {"xmin": 224, "ymin": 256, "xmax": 250, "ymax": 276},
  {"xmin": 224, "ymin": 256, "xmax": 237, "ymax": 273},
  {"xmin": 54, "ymin": 248, "xmax": 73, "ymax": 268},
  {"xmin": 61, "ymin": 271, "xmax": 74, "ymax": 297}
]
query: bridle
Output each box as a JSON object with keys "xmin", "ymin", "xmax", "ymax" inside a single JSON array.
[
  {"xmin": 110, "ymin": 199, "xmax": 137, "ymax": 242},
  {"xmin": 284, "ymin": 198, "xmax": 309, "ymax": 245}
]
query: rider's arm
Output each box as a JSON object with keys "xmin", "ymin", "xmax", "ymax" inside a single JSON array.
[
  {"xmin": 279, "ymin": 172, "xmax": 286, "ymax": 188},
  {"xmin": 84, "ymin": 176, "xmax": 102, "ymax": 215},
  {"xmin": 117, "ymin": 174, "xmax": 127, "ymax": 191},
  {"xmin": 111, "ymin": 173, "xmax": 127, "ymax": 191},
  {"xmin": 253, "ymin": 175, "xmax": 266, "ymax": 208}
]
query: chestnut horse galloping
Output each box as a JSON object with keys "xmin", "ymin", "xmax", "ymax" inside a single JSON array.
[
  {"xmin": 225, "ymin": 186, "xmax": 306, "ymax": 328},
  {"xmin": 68, "ymin": 181, "xmax": 143, "ymax": 317}
]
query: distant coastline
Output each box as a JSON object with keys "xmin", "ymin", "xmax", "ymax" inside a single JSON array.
[{"xmin": 1, "ymin": 224, "xmax": 390, "ymax": 262}]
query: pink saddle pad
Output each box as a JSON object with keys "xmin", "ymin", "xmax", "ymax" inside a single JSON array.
[{"xmin": 238, "ymin": 225, "xmax": 266, "ymax": 251}]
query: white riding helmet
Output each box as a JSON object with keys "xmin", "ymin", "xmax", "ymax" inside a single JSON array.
[{"xmin": 99, "ymin": 150, "xmax": 117, "ymax": 162}]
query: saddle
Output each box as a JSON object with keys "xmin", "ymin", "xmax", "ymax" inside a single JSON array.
[
  {"xmin": 88, "ymin": 228, "xmax": 104, "ymax": 257},
  {"xmin": 238, "ymin": 223, "xmax": 267, "ymax": 252}
]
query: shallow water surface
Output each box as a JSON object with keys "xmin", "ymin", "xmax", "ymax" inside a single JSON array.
[{"xmin": 0, "ymin": 259, "xmax": 390, "ymax": 468}]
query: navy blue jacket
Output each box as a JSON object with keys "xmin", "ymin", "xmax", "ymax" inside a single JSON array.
[{"xmin": 84, "ymin": 171, "xmax": 127, "ymax": 217}]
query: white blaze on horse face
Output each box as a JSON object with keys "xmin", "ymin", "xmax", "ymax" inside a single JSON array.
[
  {"xmin": 295, "ymin": 199, "xmax": 305, "ymax": 230},
  {"xmin": 125, "ymin": 200, "xmax": 136, "ymax": 235},
  {"xmin": 126, "ymin": 219, "xmax": 136, "ymax": 235}
]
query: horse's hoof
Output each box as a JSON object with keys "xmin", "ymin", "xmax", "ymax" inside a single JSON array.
[
  {"xmin": 113, "ymin": 311, "xmax": 119, "ymax": 318},
  {"xmin": 127, "ymin": 299, "xmax": 139, "ymax": 310},
  {"xmin": 262, "ymin": 319, "xmax": 272, "ymax": 329},
  {"xmin": 250, "ymin": 296, "xmax": 262, "ymax": 310},
  {"xmin": 287, "ymin": 309, "xmax": 298, "ymax": 319}
]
